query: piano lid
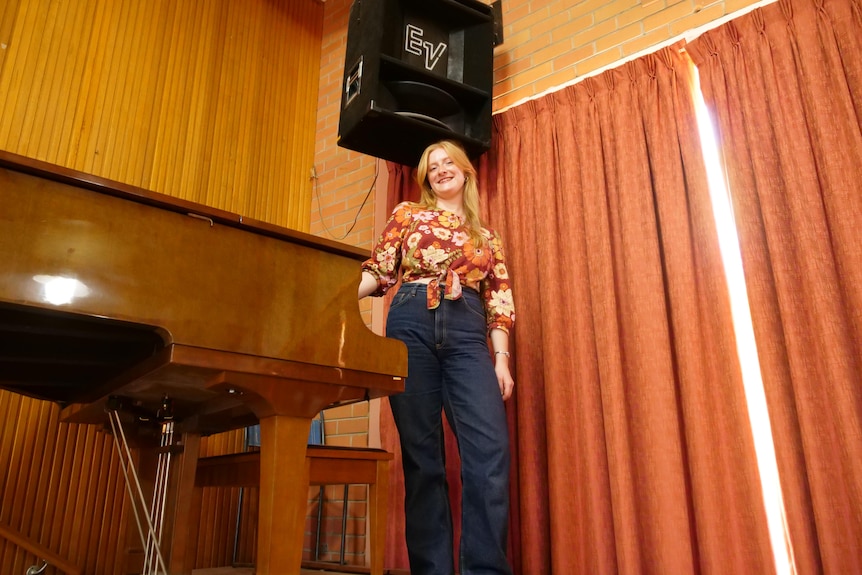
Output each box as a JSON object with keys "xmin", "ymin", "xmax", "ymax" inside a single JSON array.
[{"xmin": 0, "ymin": 151, "xmax": 406, "ymax": 425}]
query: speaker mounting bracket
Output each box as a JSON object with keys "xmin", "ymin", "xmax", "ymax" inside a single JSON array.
[{"xmin": 491, "ymin": 1, "xmax": 504, "ymax": 47}]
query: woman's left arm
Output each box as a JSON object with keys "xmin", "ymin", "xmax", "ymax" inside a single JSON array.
[
  {"xmin": 482, "ymin": 229, "xmax": 516, "ymax": 401},
  {"xmin": 490, "ymin": 328, "xmax": 514, "ymax": 401}
]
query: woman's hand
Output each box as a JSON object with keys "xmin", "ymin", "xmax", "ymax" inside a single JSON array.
[
  {"xmin": 495, "ymin": 357, "xmax": 515, "ymax": 401},
  {"xmin": 490, "ymin": 328, "xmax": 514, "ymax": 400}
]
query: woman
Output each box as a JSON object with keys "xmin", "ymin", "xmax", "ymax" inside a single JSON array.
[{"xmin": 358, "ymin": 140, "xmax": 515, "ymax": 575}]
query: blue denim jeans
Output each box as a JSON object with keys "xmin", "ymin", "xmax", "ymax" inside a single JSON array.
[{"xmin": 386, "ymin": 283, "xmax": 512, "ymax": 575}]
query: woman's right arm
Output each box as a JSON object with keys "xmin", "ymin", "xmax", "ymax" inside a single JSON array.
[
  {"xmin": 358, "ymin": 270, "xmax": 379, "ymax": 299},
  {"xmin": 358, "ymin": 202, "xmax": 412, "ymax": 299}
]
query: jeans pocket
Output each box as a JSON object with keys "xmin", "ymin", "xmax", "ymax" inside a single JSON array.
[
  {"xmin": 389, "ymin": 289, "xmax": 413, "ymax": 311},
  {"xmin": 462, "ymin": 293, "xmax": 487, "ymax": 321}
]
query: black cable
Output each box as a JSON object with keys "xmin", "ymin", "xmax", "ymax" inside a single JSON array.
[{"xmin": 313, "ymin": 159, "xmax": 378, "ymax": 241}]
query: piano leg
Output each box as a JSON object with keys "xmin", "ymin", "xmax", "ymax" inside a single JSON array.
[
  {"xmin": 165, "ymin": 432, "xmax": 202, "ymax": 575},
  {"xmin": 256, "ymin": 414, "xmax": 313, "ymax": 575}
]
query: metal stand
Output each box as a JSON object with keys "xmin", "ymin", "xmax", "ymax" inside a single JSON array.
[{"xmin": 106, "ymin": 397, "xmax": 174, "ymax": 575}]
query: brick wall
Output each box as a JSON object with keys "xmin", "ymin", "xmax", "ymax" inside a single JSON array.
[
  {"xmin": 493, "ymin": 0, "xmax": 766, "ymax": 110},
  {"xmin": 310, "ymin": 0, "xmax": 378, "ymax": 249},
  {"xmin": 308, "ymin": 0, "xmax": 771, "ymax": 567}
]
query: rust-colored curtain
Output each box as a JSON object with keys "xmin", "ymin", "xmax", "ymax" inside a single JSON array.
[
  {"xmin": 381, "ymin": 46, "xmax": 776, "ymax": 574},
  {"xmin": 488, "ymin": 46, "xmax": 773, "ymax": 574},
  {"xmin": 687, "ymin": 0, "xmax": 862, "ymax": 573}
]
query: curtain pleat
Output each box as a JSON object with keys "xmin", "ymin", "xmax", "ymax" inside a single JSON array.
[{"xmin": 687, "ymin": 0, "xmax": 862, "ymax": 572}]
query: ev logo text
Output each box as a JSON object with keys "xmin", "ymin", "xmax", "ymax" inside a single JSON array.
[{"xmin": 405, "ymin": 24, "xmax": 447, "ymax": 71}]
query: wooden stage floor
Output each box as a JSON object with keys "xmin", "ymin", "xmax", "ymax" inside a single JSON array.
[
  {"xmin": 192, "ymin": 564, "xmax": 405, "ymax": 575},
  {"xmin": 193, "ymin": 569, "xmax": 358, "ymax": 575},
  {"xmin": 192, "ymin": 567, "xmax": 353, "ymax": 575},
  {"xmin": 193, "ymin": 568, "xmax": 356, "ymax": 575}
]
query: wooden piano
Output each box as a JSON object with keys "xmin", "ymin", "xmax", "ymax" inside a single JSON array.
[{"xmin": 0, "ymin": 150, "xmax": 407, "ymax": 574}]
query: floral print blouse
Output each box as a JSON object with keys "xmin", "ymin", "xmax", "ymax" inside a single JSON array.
[{"xmin": 362, "ymin": 201, "xmax": 515, "ymax": 334}]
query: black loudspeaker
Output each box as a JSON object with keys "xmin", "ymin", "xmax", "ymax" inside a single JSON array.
[{"xmin": 337, "ymin": 0, "xmax": 494, "ymax": 166}]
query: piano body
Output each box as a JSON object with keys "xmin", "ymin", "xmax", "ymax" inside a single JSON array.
[{"xmin": 0, "ymin": 150, "xmax": 407, "ymax": 574}]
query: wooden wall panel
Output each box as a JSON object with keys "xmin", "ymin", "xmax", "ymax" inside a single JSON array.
[
  {"xmin": 195, "ymin": 430, "xmax": 251, "ymax": 569},
  {"xmin": 0, "ymin": 390, "xmax": 130, "ymax": 575},
  {"xmin": 0, "ymin": 0, "xmax": 323, "ymax": 231},
  {"xmin": 192, "ymin": 432, "xmax": 331, "ymax": 570}
]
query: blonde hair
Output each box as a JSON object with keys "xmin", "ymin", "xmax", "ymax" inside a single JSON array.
[{"xmin": 415, "ymin": 140, "xmax": 485, "ymax": 246}]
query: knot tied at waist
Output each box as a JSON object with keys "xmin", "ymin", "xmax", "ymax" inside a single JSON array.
[{"xmin": 426, "ymin": 269, "xmax": 463, "ymax": 309}]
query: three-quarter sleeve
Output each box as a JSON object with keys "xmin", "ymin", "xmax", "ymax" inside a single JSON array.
[
  {"xmin": 481, "ymin": 229, "xmax": 515, "ymax": 333},
  {"xmin": 361, "ymin": 202, "xmax": 413, "ymax": 296}
]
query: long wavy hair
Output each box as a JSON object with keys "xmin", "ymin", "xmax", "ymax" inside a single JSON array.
[{"xmin": 415, "ymin": 140, "xmax": 486, "ymax": 246}]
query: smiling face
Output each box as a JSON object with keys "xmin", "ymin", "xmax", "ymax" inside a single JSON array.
[{"xmin": 426, "ymin": 147, "xmax": 466, "ymax": 206}]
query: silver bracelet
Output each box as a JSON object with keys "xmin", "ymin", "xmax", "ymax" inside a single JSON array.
[{"xmin": 494, "ymin": 351, "xmax": 510, "ymax": 357}]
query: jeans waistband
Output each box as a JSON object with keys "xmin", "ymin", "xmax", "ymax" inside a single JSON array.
[{"xmin": 400, "ymin": 281, "xmax": 479, "ymax": 296}]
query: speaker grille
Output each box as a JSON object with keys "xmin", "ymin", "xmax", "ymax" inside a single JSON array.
[{"xmin": 337, "ymin": 0, "xmax": 493, "ymax": 166}]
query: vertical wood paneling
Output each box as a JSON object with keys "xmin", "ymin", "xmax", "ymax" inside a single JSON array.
[
  {"xmin": 0, "ymin": 0, "xmax": 323, "ymax": 231},
  {"xmin": 0, "ymin": 391, "xmax": 132, "ymax": 575},
  {"xmin": 195, "ymin": 430, "xmax": 246, "ymax": 568},
  {"xmin": 234, "ymin": 486, "xmax": 259, "ymax": 565},
  {"xmin": 0, "ymin": 1, "xmax": 20, "ymax": 74}
]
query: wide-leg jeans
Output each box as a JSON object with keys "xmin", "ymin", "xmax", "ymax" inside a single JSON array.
[{"xmin": 386, "ymin": 282, "xmax": 512, "ymax": 575}]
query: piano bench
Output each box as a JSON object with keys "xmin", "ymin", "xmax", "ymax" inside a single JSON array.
[{"xmin": 195, "ymin": 445, "xmax": 393, "ymax": 575}]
